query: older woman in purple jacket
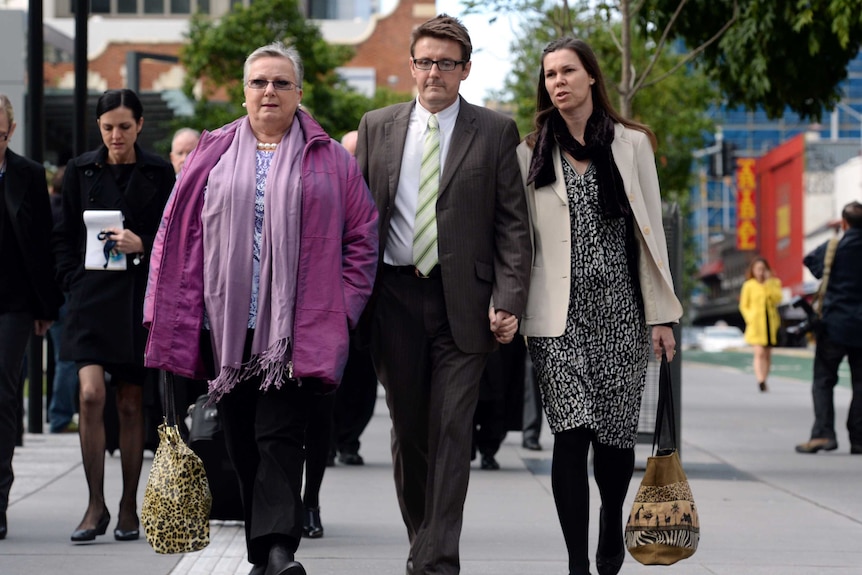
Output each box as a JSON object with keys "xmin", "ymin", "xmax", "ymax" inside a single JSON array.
[{"xmin": 143, "ymin": 41, "xmax": 378, "ymax": 575}]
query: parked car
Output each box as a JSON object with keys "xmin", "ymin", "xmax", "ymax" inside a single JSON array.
[{"xmin": 697, "ymin": 325, "xmax": 748, "ymax": 352}]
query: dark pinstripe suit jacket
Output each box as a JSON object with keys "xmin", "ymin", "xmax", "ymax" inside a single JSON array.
[{"xmin": 357, "ymin": 97, "xmax": 531, "ymax": 354}]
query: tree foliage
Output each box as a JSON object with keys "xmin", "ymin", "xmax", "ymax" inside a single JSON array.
[
  {"xmin": 178, "ymin": 0, "xmax": 409, "ymax": 137},
  {"xmin": 642, "ymin": 0, "xmax": 862, "ymax": 120}
]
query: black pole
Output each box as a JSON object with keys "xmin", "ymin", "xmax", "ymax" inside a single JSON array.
[
  {"xmin": 26, "ymin": 0, "xmax": 45, "ymax": 434},
  {"xmin": 73, "ymin": 0, "xmax": 89, "ymax": 156}
]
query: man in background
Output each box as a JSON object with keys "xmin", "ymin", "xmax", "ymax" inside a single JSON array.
[
  {"xmin": 796, "ymin": 201, "xmax": 862, "ymax": 454},
  {"xmin": 0, "ymin": 94, "xmax": 62, "ymax": 539},
  {"xmin": 169, "ymin": 127, "xmax": 200, "ymax": 176}
]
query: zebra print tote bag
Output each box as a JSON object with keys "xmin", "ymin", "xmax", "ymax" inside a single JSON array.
[{"xmin": 625, "ymin": 354, "xmax": 699, "ymax": 565}]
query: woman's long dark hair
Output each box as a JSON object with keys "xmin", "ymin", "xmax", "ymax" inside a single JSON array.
[{"xmin": 525, "ymin": 38, "xmax": 656, "ymax": 151}]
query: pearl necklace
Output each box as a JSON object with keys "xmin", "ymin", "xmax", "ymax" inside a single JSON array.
[{"xmin": 256, "ymin": 141, "xmax": 278, "ymax": 151}]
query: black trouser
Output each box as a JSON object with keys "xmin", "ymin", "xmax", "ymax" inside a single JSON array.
[
  {"xmin": 332, "ymin": 339, "xmax": 377, "ymax": 456},
  {"xmin": 522, "ymin": 355, "xmax": 542, "ymax": 442},
  {"xmin": 810, "ymin": 335, "xmax": 862, "ymax": 445},
  {"xmin": 219, "ymin": 377, "xmax": 314, "ymax": 565},
  {"xmin": 552, "ymin": 428, "xmax": 634, "ymax": 575},
  {"xmin": 0, "ymin": 312, "xmax": 32, "ymax": 513}
]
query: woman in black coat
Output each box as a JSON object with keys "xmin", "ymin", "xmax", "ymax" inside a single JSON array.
[{"xmin": 53, "ymin": 89, "xmax": 174, "ymax": 543}]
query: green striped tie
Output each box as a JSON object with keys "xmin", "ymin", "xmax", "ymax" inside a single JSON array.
[{"xmin": 413, "ymin": 114, "xmax": 440, "ymax": 276}]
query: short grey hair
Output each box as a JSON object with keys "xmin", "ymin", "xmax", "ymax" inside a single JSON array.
[
  {"xmin": 243, "ymin": 41, "xmax": 304, "ymax": 89},
  {"xmin": 0, "ymin": 94, "xmax": 14, "ymax": 126},
  {"xmin": 172, "ymin": 127, "xmax": 200, "ymax": 143}
]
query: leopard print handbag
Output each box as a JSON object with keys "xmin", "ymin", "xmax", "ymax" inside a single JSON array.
[
  {"xmin": 625, "ymin": 353, "xmax": 700, "ymax": 565},
  {"xmin": 141, "ymin": 372, "xmax": 213, "ymax": 554}
]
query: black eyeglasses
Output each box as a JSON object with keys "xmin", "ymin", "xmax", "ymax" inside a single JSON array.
[
  {"xmin": 411, "ymin": 58, "xmax": 468, "ymax": 72},
  {"xmin": 246, "ymin": 79, "xmax": 299, "ymax": 91}
]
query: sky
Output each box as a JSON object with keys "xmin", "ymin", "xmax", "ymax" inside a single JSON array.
[{"xmin": 380, "ymin": 0, "xmax": 520, "ymax": 104}]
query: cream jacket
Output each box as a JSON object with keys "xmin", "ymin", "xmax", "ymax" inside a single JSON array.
[{"xmin": 516, "ymin": 124, "xmax": 683, "ymax": 337}]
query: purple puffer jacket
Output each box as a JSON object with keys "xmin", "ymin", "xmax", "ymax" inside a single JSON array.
[{"xmin": 143, "ymin": 112, "xmax": 378, "ymax": 390}]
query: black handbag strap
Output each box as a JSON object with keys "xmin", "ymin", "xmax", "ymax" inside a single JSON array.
[
  {"xmin": 652, "ymin": 352, "xmax": 677, "ymax": 455},
  {"xmin": 161, "ymin": 370, "xmax": 177, "ymax": 428}
]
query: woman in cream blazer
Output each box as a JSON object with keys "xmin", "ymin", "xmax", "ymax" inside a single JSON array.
[{"xmin": 515, "ymin": 37, "xmax": 683, "ymax": 575}]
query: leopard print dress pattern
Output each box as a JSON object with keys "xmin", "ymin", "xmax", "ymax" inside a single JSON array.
[{"xmin": 528, "ymin": 156, "xmax": 649, "ymax": 449}]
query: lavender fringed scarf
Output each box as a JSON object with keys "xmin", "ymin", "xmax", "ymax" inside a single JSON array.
[{"xmin": 202, "ymin": 117, "xmax": 304, "ymax": 403}]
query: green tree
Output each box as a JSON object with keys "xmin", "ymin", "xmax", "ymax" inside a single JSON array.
[
  {"xmin": 178, "ymin": 0, "xmax": 409, "ymax": 137},
  {"xmin": 643, "ymin": 0, "xmax": 862, "ymax": 120}
]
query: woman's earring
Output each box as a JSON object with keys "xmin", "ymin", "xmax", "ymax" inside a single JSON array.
[{"xmin": 241, "ymin": 102, "xmax": 247, "ymax": 108}]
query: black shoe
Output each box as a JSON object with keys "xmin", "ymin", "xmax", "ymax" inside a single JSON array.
[
  {"xmin": 851, "ymin": 444, "xmax": 862, "ymax": 455},
  {"xmin": 795, "ymin": 438, "xmax": 838, "ymax": 453},
  {"xmin": 596, "ymin": 548, "xmax": 625, "ymax": 575},
  {"xmin": 0, "ymin": 511, "xmax": 7, "ymax": 540},
  {"xmin": 249, "ymin": 564, "xmax": 266, "ymax": 575},
  {"xmin": 338, "ymin": 452, "xmax": 364, "ymax": 465},
  {"xmin": 302, "ymin": 506, "xmax": 324, "ymax": 538},
  {"xmin": 264, "ymin": 543, "xmax": 306, "ymax": 575},
  {"xmin": 522, "ymin": 437, "xmax": 542, "ymax": 451},
  {"xmin": 114, "ymin": 526, "xmax": 140, "ymax": 541},
  {"xmin": 480, "ymin": 454, "xmax": 500, "ymax": 470},
  {"xmin": 71, "ymin": 508, "xmax": 110, "ymax": 542}
]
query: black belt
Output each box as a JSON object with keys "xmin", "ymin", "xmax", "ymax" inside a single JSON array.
[{"xmin": 383, "ymin": 264, "xmax": 442, "ymax": 279}]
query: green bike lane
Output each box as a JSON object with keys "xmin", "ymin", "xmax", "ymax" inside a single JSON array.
[{"xmin": 683, "ymin": 346, "xmax": 853, "ymax": 386}]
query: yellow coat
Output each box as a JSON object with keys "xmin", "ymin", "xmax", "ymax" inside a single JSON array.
[{"xmin": 739, "ymin": 278, "xmax": 782, "ymax": 346}]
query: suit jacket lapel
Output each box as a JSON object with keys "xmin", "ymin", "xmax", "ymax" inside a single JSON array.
[
  {"xmin": 385, "ymin": 103, "xmax": 412, "ymax": 209},
  {"xmin": 439, "ymin": 99, "xmax": 477, "ymax": 199}
]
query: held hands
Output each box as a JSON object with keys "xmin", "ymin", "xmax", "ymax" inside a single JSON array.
[
  {"xmin": 489, "ymin": 307, "xmax": 518, "ymax": 344},
  {"xmin": 652, "ymin": 325, "xmax": 676, "ymax": 362}
]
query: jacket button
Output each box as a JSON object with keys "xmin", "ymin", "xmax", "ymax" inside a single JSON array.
[
  {"xmin": 643, "ymin": 226, "xmax": 651, "ymax": 235},
  {"xmin": 85, "ymin": 169, "xmax": 93, "ymax": 177}
]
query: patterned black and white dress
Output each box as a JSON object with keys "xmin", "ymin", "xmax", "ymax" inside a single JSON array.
[{"xmin": 528, "ymin": 155, "xmax": 649, "ymax": 449}]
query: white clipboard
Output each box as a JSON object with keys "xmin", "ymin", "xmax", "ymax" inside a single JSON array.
[{"xmin": 83, "ymin": 210, "xmax": 127, "ymax": 271}]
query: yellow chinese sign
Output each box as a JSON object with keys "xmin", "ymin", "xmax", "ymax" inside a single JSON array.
[{"xmin": 736, "ymin": 158, "xmax": 757, "ymax": 250}]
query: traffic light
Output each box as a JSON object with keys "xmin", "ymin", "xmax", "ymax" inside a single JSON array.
[
  {"xmin": 707, "ymin": 141, "xmax": 737, "ymax": 178},
  {"xmin": 721, "ymin": 141, "xmax": 737, "ymax": 176}
]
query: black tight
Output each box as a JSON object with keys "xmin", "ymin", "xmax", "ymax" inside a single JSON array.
[{"xmin": 551, "ymin": 428, "xmax": 634, "ymax": 575}]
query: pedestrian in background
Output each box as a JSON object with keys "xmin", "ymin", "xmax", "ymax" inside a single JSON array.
[
  {"xmin": 356, "ymin": 14, "xmax": 531, "ymax": 574},
  {"xmin": 54, "ymin": 89, "xmax": 175, "ymax": 544},
  {"xmin": 795, "ymin": 201, "xmax": 862, "ymax": 455},
  {"xmin": 0, "ymin": 93, "xmax": 63, "ymax": 541},
  {"xmin": 521, "ymin": 353, "xmax": 543, "ymax": 451},
  {"xmin": 739, "ymin": 256, "xmax": 782, "ymax": 392},
  {"xmin": 144, "ymin": 42, "xmax": 378, "ymax": 575},
  {"xmin": 169, "ymin": 127, "xmax": 200, "ymax": 177},
  {"xmin": 46, "ymin": 165, "xmax": 80, "ymax": 433},
  {"xmin": 516, "ymin": 38, "xmax": 682, "ymax": 575}
]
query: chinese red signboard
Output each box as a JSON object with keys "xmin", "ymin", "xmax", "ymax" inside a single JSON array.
[{"xmin": 736, "ymin": 158, "xmax": 757, "ymax": 250}]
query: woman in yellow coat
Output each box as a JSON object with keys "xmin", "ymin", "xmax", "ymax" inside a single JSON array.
[{"xmin": 739, "ymin": 257, "xmax": 782, "ymax": 391}]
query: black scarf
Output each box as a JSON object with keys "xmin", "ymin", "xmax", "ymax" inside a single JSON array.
[{"xmin": 527, "ymin": 108, "xmax": 629, "ymax": 219}]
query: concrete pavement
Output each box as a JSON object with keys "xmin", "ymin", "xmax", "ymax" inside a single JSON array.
[{"xmin": 3, "ymin": 355, "xmax": 862, "ymax": 575}]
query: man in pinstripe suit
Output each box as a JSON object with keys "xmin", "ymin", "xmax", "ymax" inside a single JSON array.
[{"xmin": 355, "ymin": 14, "xmax": 531, "ymax": 575}]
